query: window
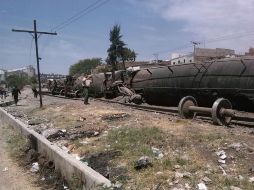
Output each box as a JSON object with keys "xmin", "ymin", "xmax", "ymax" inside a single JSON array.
[
  {"xmin": 184, "ymin": 59, "xmax": 185, "ymax": 63},
  {"xmin": 190, "ymin": 59, "xmax": 192, "ymax": 63},
  {"xmin": 178, "ymin": 60, "xmax": 180, "ymax": 64}
]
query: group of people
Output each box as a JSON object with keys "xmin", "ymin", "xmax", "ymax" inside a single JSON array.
[{"xmin": 9, "ymin": 74, "xmax": 92, "ymax": 106}]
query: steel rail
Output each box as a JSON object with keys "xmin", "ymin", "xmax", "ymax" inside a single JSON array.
[{"xmin": 42, "ymin": 92, "xmax": 254, "ymax": 127}]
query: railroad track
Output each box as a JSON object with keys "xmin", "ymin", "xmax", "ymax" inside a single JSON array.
[{"xmin": 42, "ymin": 92, "xmax": 254, "ymax": 127}]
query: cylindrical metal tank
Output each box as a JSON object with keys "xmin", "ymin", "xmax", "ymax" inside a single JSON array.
[{"xmin": 130, "ymin": 57, "xmax": 254, "ymax": 111}]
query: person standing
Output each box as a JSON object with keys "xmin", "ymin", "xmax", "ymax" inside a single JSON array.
[
  {"xmin": 32, "ymin": 86, "xmax": 38, "ymax": 98},
  {"xmin": 82, "ymin": 75, "xmax": 92, "ymax": 104},
  {"xmin": 12, "ymin": 86, "xmax": 21, "ymax": 105}
]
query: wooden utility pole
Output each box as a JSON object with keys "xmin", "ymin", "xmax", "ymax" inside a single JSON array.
[
  {"xmin": 191, "ymin": 41, "xmax": 200, "ymax": 62},
  {"xmin": 12, "ymin": 20, "xmax": 57, "ymax": 107}
]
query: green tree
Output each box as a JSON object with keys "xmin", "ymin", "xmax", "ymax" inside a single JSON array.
[
  {"xmin": 6, "ymin": 74, "xmax": 29, "ymax": 89},
  {"xmin": 121, "ymin": 48, "xmax": 137, "ymax": 62},
  {"xmin": 107, "ymin": 24, "xmax": 126, "ymax": 80},
  {"xmin": 69, "ymin": 58, "xmax": 102, "ymax": 76}
]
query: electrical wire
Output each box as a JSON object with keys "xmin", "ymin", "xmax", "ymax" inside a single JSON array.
[{"xmin": 51, "ymin": 0, "xmax": 110, "ymax": 31}]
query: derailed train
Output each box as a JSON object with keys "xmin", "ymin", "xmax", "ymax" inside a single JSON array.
[
  {"xmin": 89, "ymin": 56, "xmax": 254, "ymax": 113},
  {"xmin": 49, "ymin": 56, "xmax": 254, "ymax": 114}
]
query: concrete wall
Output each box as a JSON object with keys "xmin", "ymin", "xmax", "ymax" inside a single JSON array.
[{"xmin": 0, "ymin": 106, "xmax": 111, "ymax": 190}]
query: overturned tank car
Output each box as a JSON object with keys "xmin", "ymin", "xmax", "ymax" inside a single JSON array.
[{"xmin": 130, "ymin": 56, "xmax": 254, "ymax": 112}]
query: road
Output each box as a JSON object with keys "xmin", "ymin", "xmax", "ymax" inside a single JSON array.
[{"xmin": 0, "ymin": 123, "xmax": 40, "ymax": 190}]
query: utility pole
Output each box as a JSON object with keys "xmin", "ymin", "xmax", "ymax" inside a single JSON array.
[
  {"xmin": 12, "ymin": 20, "xmax": 57, "ymax": 108},
  {"xmin": 153, "ymin": 53, "xmax": 159, "ymax": 63},
  {"xmin": 191, "ymin": 41, "xmax": 200, "ymax": 62}
]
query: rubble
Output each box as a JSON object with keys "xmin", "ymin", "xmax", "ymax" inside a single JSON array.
[{"xmin": 134, "ymin": 156, "xmax": 152, "ymax": 170}]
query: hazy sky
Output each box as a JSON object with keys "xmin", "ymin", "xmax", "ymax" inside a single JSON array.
[{"xmin": 1, "ymin": 0, "xmax": 254, "ymax": 74}]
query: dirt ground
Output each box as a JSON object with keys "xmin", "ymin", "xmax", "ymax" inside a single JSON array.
[
  {"xmin": 0, "ymin": 123, "xmax": 41, "ymax": 190},
  {"xmin": 2, "ymin": 87, "xmax": 254, "ymax": 190}
]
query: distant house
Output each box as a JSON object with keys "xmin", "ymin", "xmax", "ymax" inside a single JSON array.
[
  {"xmin": 171, "ymin": 48, "xmax": 235, "ymax": 65},
  {"xmin": 245, "ymin": 47, "xmax": 254, "ymax": 56},
  {"xmin": 7, "ymin": 65, "xmax": 36, "ymax": 78},
  {"xmin": 0, "ymin": 69, "xmax": 6, "ymax": 83}
]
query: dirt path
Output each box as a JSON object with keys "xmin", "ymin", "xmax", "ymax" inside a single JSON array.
[{"xmin": 0, "ymin": 124, "xmax": 40, "ymax": 190}]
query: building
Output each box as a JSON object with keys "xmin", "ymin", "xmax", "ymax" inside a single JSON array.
[
  {"xmin": 245, "ymin": 47, "xmax": 254, "ymax": 56},
  {"xmin": 40, "ymin": 73, "xmax": 66, "ymax": 83},
  {"xmin": 171, "ymin": 48, "xmax": 235, "ymax": 65},
  {"xmin": 171, "ymin": 53, "xmax": 194, "ymax": 65},
  {"xmin": 0, "ymin": 69, "xmax": 6, "ymax": 83},
  {"xmin": 7, "ymin": 65, "xmax": 36, "ymax": 78}
]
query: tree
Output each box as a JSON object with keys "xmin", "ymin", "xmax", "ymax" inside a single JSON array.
[
  {"xmin": 69, "ymin": 58, "xmax": 102, "ymax": 76},
  {"xmin": 121, "ymin": 48, "xmax": 137, "ymax": 62},
  {"xmin": 6, "ymin": 74, "xmax": 29, "ymax": 89},
  {"xmin": 107, "ymin": 24, "xmax": 126, "ymax": 80}
]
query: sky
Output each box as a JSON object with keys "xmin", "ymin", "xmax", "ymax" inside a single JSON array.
[{"xmin": 1, "ymin": 0, "xmax": 254, "ymax": 74}]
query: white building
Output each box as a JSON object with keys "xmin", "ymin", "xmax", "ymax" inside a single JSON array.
[
  {"xmin": 171, "ymin": 53, "xmax": 194, "ymax": 65},
  {"xmin": 0, "ymin": 69, "xmax": 6, "ymax": 82},
  {"xmin": 171, "ymin": 48, "xmax": 235, "ymax": 65},
  {"xmin": 7, "ymin": 65, "xmax": 36, "ymax": 78}
]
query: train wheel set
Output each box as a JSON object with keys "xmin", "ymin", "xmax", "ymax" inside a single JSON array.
[{"xmin": 178, "ymin": 96, "xmax": 236, "ymax": 126}]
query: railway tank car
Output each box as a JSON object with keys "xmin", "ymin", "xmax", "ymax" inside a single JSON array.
[{"xmin": 130, "ymin": 56, "xmax": 254, "ymax": 112}]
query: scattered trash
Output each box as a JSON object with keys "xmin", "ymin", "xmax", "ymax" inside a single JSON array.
[
  {"xmin": 41, "ymin": 177, "xmax": 45, "ymax": 181},
  {"xmin": 228, "ymin": 143, "xmax": 242, "ymax": 151},
  {"xmin": 71, "ymin": 153, "xmax": 81, "ymax": 161},
  {"xmin": 174, "ymin": 165, "xmax": 181, "ymax": 170},
  {"xmin": 30, "ymin": 162, "xmax": 39, "ymax": 173},
  {"xmin": 134, "ymin": 156, "xmax": 152, "ymax": 170},
  {"xmin": 249, "ymin": 167, "xmax": 254, "ymax": 174},
  {"xmin": 63, "ymin": 184, "xmax": 69, "ymax": 190},
  {"xmin": 113, "ymin": 181, "xmax": 123, "ymax": 188},
  {"xmin": 185, "ymin": 183, "xmax": 191, "ymax": 189},
  {"xmin": 216, "ymin": 150, "xmax": 227, "ymax": 164},
  {"xmin": 230, "ymin": 186, "xmax": 242, "ymax": 190},
  {"xmin": 249, "ymin": 177, "xmax": 254, "ymax": 183},
  {"xmin": 101, "ymin": 113, "xmax": 130, "ymax": 121},
  {"xmin": 151, "ymin": 147, "xmax": 164, "ymax": 159},
  {"xmin": 2, "ymin": 167, "xmax": 8, "ymax": 172},
  {"xmin": 197, "ymin": 182, "xmax": 207, "ymax": 190},
  {"xmin": 42, "ymin": 128, "xmax": 66, "ymax": 139},
  {"xmin": 79, "ymin": 116, "xmax": 86, "ymax": 121},
  {"xmin": 156, "ymin": 171, "xmax": 163, "ymax": 175},
  {"xmin": 175, "ymin": 172, "xmax": 184, "ymax": 178},
  {"xmin": 219, "ymin": 165, "xmax": 227, "ymax": 175},
  {"xmin": 28, "ymin": 118, "xmax": 43, "ymax": 125},
  {"xmin": 202, "ymin": 176, "xmax": 212, "ymax": 184}
]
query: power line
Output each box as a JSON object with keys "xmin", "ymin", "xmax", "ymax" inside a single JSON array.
[
  {"xmin": 51, "ymin": 0, "xmax": 110, "ymax": 31},
  {"xmin": 152, "ymin": 30, "xmax": 254, "ymax": 57}
]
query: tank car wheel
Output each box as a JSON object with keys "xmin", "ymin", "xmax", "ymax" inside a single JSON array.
[
  {"xmin": 178, "ymin": 96, "xmax": 198, "ymax": 119},
  {"xmin": 212, "ymin": 98, "xmax": 232, "ymax": 126}
]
